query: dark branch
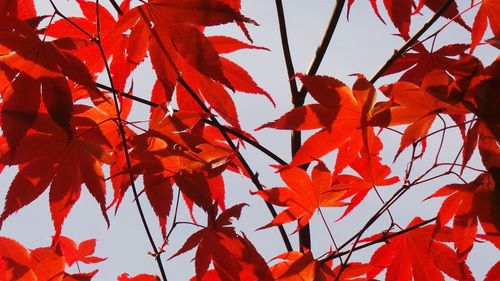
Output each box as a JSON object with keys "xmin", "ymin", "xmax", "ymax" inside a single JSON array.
[
  {"xmin": 297, "ymin": 0, "xmax": 346, "ymax": 104},
  {"xmin": 109, "ymin": 0, "xmax": 124, "ymax": 15}
]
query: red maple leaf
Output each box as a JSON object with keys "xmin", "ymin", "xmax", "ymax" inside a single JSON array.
[
  {"xmin": 366, "ymin": 217, "xmax": 474, "ymax": 281},
  {"xmin": 426, "ymin": 172, "xmax": 499, "ymax": 258},
  {"xmin": 170, "ymin": 203, "xmax": 273, "ymax": 281},
  {"xmin": 370, "ymin": 70, "xmax": 469, "ymax": 160},
  {"xmin": 254, "ymin": 161, "xmax": 347, "ymax": 232},
  {"xmin": 0, "ymin": 17, "xmax": 97, "ymax": 151},
  {"xmin": 58, "ymin": 236, "xmax": 106, "ymax": 267},
  {"xmin": 117, "ymin": 273, "xmax": 160, "ymax": 281},
  {"xmin": 333, "ymin": 152, "xmax": 399, "ymax": 220},
  {"xmin": 259, "ymin": 75, "xmax": 381, "ymax": 171},
  {"xmin": 270, "ymin": 250, "xmax": 335, "ymax": 280},
  {"xmin": 382, "ymin": 43, "xmax": 469, "ymax": 84},
  {"xmin": 0, "ymin": 109, "xmax": 113, "ymax": 238},
  {"xmin": 127, "ymin": 110, "xmax": 234, "ymax": 235}
]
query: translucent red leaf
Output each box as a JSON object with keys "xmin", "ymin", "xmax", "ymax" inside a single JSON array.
[
  {"xmin": 117, "ymin": 273, "xmax": 160, "ymax": 281},
  {"xmin": 171, "ymin": 204, "xmax": 272, "ymax": 280},
  {"xmin": 0, "ymin": 115, "xmax": 112, "ymax": 238},
  {"xmin": 426, "ymin": 172, "xmax": 499, "ymax": 257},
  {"xmin": 58, "ymin": 236, "xmax": 106, "ymax": 267},
  {"xmin": 270, "ymin": 250, "xmax": 335, "ymax": 280},
  {"xmin": 208, "ymin": 36, "xmax": 269, "ymax": 54},
  {"xmin": 367, "ymin": 217, "xmax": 474, "ymax": 281},
  {"xmin": 0, "ymin": 236, "xmax": 36, "ymax": 281},
  {"xmin": 424, "ymin": 0, "xmax": 470, "ymax": 31},
  {"xmin": 254, "ymin": 162, "xmax": 347, "ymax": 231}
]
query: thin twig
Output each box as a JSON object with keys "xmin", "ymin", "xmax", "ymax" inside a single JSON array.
[
  {"xmin": 297, "ymin": 0, "xmax": 346, "ymax": 104},
  {"xmin": 109, "ymin": 0, "xmax": 124, "ymax": 15},
  {"xmin": 274, "ymin": 0, "xmax": 299, "ymax": 104},
  {"xmin": 49, "ymin": 0, "xmax": 93, "ymax": 38},
  {"xmin": 325, "ymin": 217, "xmax": 437, "ymax": 262},
  {"xmin": 318, "ymin": 208, "xmax": 343, "ymax": 265},
  {"xmin": 95, "ymin": 83, "xmax": 290, "ymax": 166},
  {"xmin": 93, "ymin": 2, "xmax": 168, "ymax": 279}
]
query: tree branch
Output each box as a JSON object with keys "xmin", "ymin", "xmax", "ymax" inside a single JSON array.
[
  {"xmin": 108, "ymin": 0, "xmax": 124, "ymax": 15},
  {"xmin": 93, "ymin": 2, "xmax": 167, "ymax": 280},
  {"xmin": 95, "ymin": 83, "xmax": 289, "ymax": 166},
  {"xmin": 274, "ymin": 0, "xmax": 311, "ymax": 253},
  {"xmin": 177, "ymin": 77, "xmax": 293, "ymax": 252},
  {"xmin": 297, "ymin": 0, "xmax": 346, "ymax": 104}
]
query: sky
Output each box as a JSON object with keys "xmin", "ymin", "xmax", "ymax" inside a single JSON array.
[{"xmin": 0, "ymin": 1, "xmax": 498, "ymax": 280}]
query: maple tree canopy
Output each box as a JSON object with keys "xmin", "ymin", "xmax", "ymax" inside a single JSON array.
[{"xmin": 0, "ymin": 0, "xmax": 498, "ymax": 280}]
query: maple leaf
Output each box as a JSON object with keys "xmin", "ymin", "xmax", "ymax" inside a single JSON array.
[
  {"xmin": 254, "ymin": 161, "xmax": 347, "ymax": 232},
  {"xmin": 370, "ymin": 71, "xmax": 468, "ymax": 160},
  {"xmin": 62, "ymin": 270, "xmax": 98, "ymax": 281},
  {"xmin": 58, "ymin": 236, "xmax": 106, "ymax": 267},
  {"xmin": 470, "ymin": 0, "xmax": 500, "ymax": 52},
  {"xmin": 382, "ymin": 43, "xmax": 469, "ymax": 84},
  {"xmin": 426, "ymin": 172, "xmax": 500, "ymax": 257},
  {"xmin": 0, "ymin": 236, "xmax": 36, "ymax": 281},
  {"xmin": 112, "ymin": 0, "xmax": 256, "ymax": 89},
  {"xmin": 117, "ymin": 273, "xmax": 160, "ymax": 281},
  {"xmin": 170, "ymin": 203, "xmax": 273, "ymax": 281},
  {"xmin": 333, "ymin": 152, "xmax": 399, "ymax": 220},
  {"xmin": 270, "ymin": 250, "xmax": 335, "ymax": 280},
  {"xmin": 259, "ymin": 75, "xmax": 381, "ymax": 170},
  {"xmin": 0, "ymin": 110, "xmax": 113, "ymax": 238},
  {"xmin": 111, "ymin": 1, "xmax": 268, "ymax": 130},
  {"xmin": 46, "ymin": 0, "xmax": 133, "ymax": 92},
  {"xmin": 127, "ymin": 111, "xmax": 234, "ymax": 235},
  {"xmin": 0, "ymin": 17, "xmax": 97, "ymax": 150},
  {"xmin": 366, "ymin": 217, "xmax": 474, "ymax": 281}
]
